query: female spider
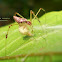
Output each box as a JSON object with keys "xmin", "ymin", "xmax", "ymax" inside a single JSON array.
[{"xmin": 6, "ymin": 8, "xmax": 45, "ymax": 38}]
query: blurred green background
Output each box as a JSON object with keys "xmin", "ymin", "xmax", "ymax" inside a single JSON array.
[{"xmin": 0, "ymin": 0, "xmax": 62, "ymax": 26}]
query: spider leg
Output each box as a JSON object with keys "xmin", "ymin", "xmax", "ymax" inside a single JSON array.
[
  {"xmin": 30, "ymin": 10, "xmax": 33, "ymax": 33},
  {"xmin": 30, "ymin": 8, "xmax": 46, "ymax": 40},
  {"xmin": 14, "ymin": 12, "xmax": 24, "ymax": 18},
  {"xmin": 30, "ymin": 8, "xmax": 45, "ymax": 33},
  {"xmin": 6, "ymin": 24, "xmax": 18, "ymax": 39},
  {"xmin": 32, "ymin": 8, "xmax": 46, "ymax": 22},
  {"xmin": 5, "ymin": 24, "xmax": 18, "ymax": 57},
  {"xmin": 30, "ymin": 10, "xmax": 32, "ymax": 21},
  {"xmin": 31, "ymin": 10, "xmax": 40, "ymax": 23}
]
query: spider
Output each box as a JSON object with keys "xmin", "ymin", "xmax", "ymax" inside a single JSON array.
[{"xmin": 6, "ymin": 8, "xmax": 45, "ymax": 38}]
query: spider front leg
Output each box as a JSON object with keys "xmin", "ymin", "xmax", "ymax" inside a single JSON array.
[{"xmin": 6, "ymin": 24, "xmax": 18, "ymax": 39}]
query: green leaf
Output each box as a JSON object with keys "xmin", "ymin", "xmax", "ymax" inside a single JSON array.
[{"xmin": 0, "ymin": 11, "xmax": 62, "ymax": 62}]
